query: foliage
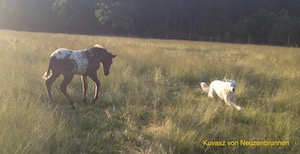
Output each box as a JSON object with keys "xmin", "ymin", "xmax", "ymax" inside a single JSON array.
[
  {"xmin": 233, "ymin": 8, "xmax": 278, "ymax": 43},
  {"xmin": 233, "ymin": 9, "xmax": 300, "ymax": 45},
  {"xmin": 95, "ymin": 0, "xmax": 140, "ymax": 33},
  {"xmin": 52, "ymin": 0, "xmax": 99, "ymax": 33},
  {"xmin": 269, "ymin": 11, "xmax": 300, "ymax": 45},
  {"xmin": 1, "ymin": 0, "xmax": 300, "ymax": 45}
]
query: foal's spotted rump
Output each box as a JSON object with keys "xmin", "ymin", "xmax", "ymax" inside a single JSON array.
[{"xmin": 50, "ymin": 48, "xmax": 89, "ymax": 75}]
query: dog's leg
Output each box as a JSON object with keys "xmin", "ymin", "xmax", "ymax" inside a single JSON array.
[
  {"xmin": 224, "ymin": 95, "xmax": 233, "ymax": 106},
  {"xmin": 225, "ymin": 96, "xmax": 242, "ymax": 110},
  {"xmin": 231, "ymin": 97, "xmax": 242, "ymax": 110},
  {"xmin": 233, "ymin": 105, "xmax": 242, "ymax": 110}
]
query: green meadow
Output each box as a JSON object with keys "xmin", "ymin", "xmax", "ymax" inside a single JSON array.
[{"xmin": 0, "ymin": 30, "xmax": 299, "ymax": 153}]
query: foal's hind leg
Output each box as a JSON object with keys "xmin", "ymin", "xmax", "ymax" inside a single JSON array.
[
  {"xmin": 45, "ymin": 72, "xmax": 60, "ymax": 104},
  {"xmin": 60, "ymin": 74, "xmax": 75, "ymax": 109}
]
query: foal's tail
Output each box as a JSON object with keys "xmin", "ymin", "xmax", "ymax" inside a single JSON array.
[
  {"xmin": 42, "ymin": 57, "xmax": 54, "ymax": 80},
  {"xmin": 200, "ymin": 82, "xmax": 210, "ymax": 93}
]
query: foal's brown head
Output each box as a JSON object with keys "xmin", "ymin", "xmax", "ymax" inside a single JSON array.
[{"xmin": 89, "ymin": 45, "xmax": 117, "ymax": 76}]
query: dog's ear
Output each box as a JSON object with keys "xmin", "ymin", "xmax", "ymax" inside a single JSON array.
[
  {"xmin": 223, "ymin": 76, "xmax": 230, "ymax": 82},
  {"xmin": 223, "ymin": 76, "xmax": 226, "ymax": 81},
  {"xmin": 223, "ymin": 78, "xmax": 229, "ymax": 82}
]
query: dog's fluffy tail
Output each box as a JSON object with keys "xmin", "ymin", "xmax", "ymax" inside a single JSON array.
[{"xmin": 200, "ymin": 82, "xmax": 210, "ymax": 93}]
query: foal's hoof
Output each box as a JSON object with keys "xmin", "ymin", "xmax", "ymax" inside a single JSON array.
[
  {"xmin": 83, "ymin": 98, "xmax": 88, "ymax": 104},
  {"xmin": 70, "ymin": 104, "xmax": 76, "ymax": 110},
  {"xmin": 91, "ymin": 99, "xmax": 97, "ymax": 104}
]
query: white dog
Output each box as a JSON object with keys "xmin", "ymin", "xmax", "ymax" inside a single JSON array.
[{"xmin": 200, "ymin": 79, "xmax": 242, "ymax": 110}]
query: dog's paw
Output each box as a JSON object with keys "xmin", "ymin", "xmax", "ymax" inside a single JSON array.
[{"xmin": 235, "ymin": 105, "xmax": 242, "ymax": 110}]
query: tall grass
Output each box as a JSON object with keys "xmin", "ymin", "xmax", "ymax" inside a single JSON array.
[{"xmin": 0, "ymin": 30, "xmax": 299, "ymax": 153}]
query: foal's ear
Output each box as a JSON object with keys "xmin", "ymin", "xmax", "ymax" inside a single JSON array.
[{"xmin": 111, "ymin": 54, "xmax": 117, "ymax": 58}]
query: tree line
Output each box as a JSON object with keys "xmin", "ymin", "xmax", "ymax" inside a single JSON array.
[{"xmin": 1, "ymin": 0, "xmax": 300, "ymax": 46}]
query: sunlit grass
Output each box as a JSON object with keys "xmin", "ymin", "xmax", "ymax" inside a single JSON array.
[{"xmin": 0, "ymin": 30, "xmax": 299, "ymax": 153}]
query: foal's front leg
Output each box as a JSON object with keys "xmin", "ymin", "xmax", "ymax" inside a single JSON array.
[
  {"xmin": 81, "ymin": 75, "xmax": 88, "ymax": 104},
  {"xmin": 88, "ymin": 72, "xmax": 100, "ymax": 103}
]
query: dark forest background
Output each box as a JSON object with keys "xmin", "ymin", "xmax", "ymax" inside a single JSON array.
[{"xmin": 1, "ymin": 0, "xmax": 300, "ymax": 46}]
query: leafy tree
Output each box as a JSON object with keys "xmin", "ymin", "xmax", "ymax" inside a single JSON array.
[
  {"xmin": 269, "ymin": 11, "xmax": 300, "ymax": 45},
  {"xmin": 233, "ymin": 8, "xmax": 277, "ymax": 43},
  {"xmin": 95, "ymin": 0, "xmax": 141, "ymax": 34},
  {"xmin": 1, "ymin": 0, "xmax": 300, "ymax": 45},
  {"xmin": 52, "ymin": 0, "xmax": 99, "ymax": 33}
]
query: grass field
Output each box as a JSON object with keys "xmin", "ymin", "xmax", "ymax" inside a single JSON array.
[{"xmin": 0, "ymin": 30, "xmax": 299, "ymax": 154}]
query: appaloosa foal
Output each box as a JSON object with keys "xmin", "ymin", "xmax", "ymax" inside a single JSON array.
[{"xmin": 43, "ymin": 45, "xmax": 116, "ymax": 109}]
